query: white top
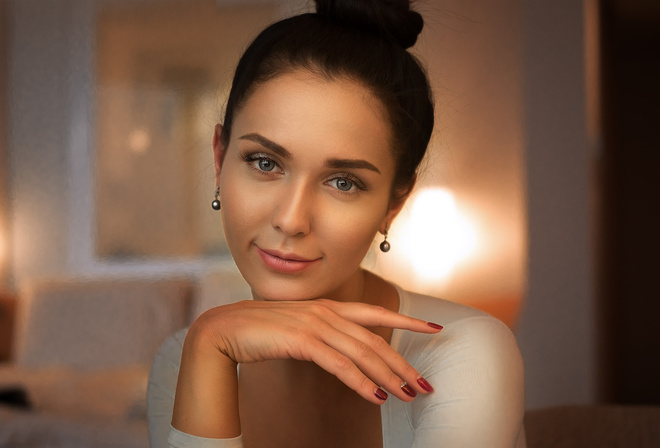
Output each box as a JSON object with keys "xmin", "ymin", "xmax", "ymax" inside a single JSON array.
[{"xmin": 147, "ymin": 287, "xmax": 526, "ymax": 448}]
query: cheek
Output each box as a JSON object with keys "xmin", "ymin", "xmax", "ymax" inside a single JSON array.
[
  {"xmin": 316, "ymin": 202, "xmax": 386, "ymax": 266},
  {"xmin": 217, "ymin": 167, "xmax": 265, "ymax": 251}
]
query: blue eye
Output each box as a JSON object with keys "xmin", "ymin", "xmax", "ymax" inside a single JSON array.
[
  {"xmin": 335, "ymin": 178, "xmax": 353, "ymax": 191},
  {"xmin": 258, "ymin": 158, "xmax": 276, "ymax": 172}
]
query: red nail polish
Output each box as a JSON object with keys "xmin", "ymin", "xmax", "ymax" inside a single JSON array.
[
  {"xmin": 417, "ymin": 376, "xmax": 434, "ymax": 392},
  {"xmin": 427, "ymin": 322, "xmax": 443, "ymax": 330},
  {"xmin": 401, "ymin": 382, "xmax": 417, "ymax": 397},
  {"xmin": 374, "ymin": 387, "xmax": 388, "ymax": 401}
]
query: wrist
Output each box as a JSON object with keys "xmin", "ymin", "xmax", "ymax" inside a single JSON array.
[
  {"xmin": 172, "ymin": 316, "xmax": 240, "ymax": 438},
  {"xmin": 186, "ymin": 315, "xmax": 238, "ymax": 366}
]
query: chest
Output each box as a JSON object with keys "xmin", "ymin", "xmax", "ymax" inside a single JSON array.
[{"xmin": 237, "ymin": 361, "xmax": 384, "ymax": 448}]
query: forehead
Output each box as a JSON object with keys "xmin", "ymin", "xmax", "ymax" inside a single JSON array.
[{"xmin": 231, "ymin": 69, "xmax": 396, "ymax": 171}]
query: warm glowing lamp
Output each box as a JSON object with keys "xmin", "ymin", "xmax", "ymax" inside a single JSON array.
[
  {"xmin": 404, "ymin": 188, "xmax": 476, "ymax": 280},
  {"xmin": 379, "ymin": 187, "xmax": 477, "ymax": 291},
  {"xmin": 376, "ymin": 187, "xmax": 520, "ymax": 328}
]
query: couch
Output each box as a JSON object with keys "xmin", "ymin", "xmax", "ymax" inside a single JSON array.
[
  {"xmin": 0, "ymin": 275, "xmax": 197, "ymax": 447},
  {"xmin": 2, "ymin": 273, "xmax": 659, "ymax": 448}
]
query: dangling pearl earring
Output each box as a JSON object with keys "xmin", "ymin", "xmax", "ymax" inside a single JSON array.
[
  {"xmin": 211, "ymin": 186, "xmax": 221, "ymax": 211},
  {"xmin": 380, "ymin": 229, "xmax": 391, "ymax": 253}
]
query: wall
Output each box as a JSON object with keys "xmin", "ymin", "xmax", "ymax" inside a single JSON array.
[
  {"xmin": 7, "ymin": 0, "xmax": 74, "ymax": 287},
  {"xmin": 516, "ymin": 0, "xmax": 598, "ymax": 408}
]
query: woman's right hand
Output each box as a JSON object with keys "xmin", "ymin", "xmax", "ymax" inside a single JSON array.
[
  {"xmin": 191, "ymin": 299, "xmax": 441, "ymax": 403},
  {"xmin": 171, "ymin": 299, "xmax": 442, "ymax": 438}
]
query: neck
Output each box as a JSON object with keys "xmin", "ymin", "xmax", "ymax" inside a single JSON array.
[{"xmin": 324, "ymin": 267, "xmax": 368, "ymax": 303}]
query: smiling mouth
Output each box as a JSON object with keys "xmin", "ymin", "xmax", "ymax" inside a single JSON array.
[{"xmin": 256, "ymin": 247, "xmax": 321, "ymax": 273}]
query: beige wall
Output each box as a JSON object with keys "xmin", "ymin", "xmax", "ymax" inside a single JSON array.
[{"xmin": 516, "ymin": 0, "xmax": 597, "ymax": 408}]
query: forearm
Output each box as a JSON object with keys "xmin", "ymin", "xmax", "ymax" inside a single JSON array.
[{"xmin": 171, "ymin": 323, "xmax": 240, "ymax": 438}]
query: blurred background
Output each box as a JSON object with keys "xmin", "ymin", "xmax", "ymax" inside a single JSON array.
[{"xmin": 0, "ymin": 0, "xmax": 658, "ymax": 437}]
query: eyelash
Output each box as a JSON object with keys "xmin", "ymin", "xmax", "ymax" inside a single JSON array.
[
  {"xmin": 326, "ymin": 174, "xmax": 368, "ymax": 194},
  {"xmin": 239, "ymin": 151, "xmax": 370, "ymax": 194},
  {"xmin": 241, "ymin": 152, "xmax": 281, "ymax": 174}
]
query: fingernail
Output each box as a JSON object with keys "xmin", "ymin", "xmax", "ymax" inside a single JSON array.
[
  {"xmin": 417, "ymin": 376, "xmax": 434, "ymax": 393},
  {"xmin": 374, "ymin": 387, "xmax": 388, "ymax": 401},
  {"xmin": 427, "ymin": 322, "xmax": 443, "ymax": 330},
  {"xmin": 401, "ymin": 382, "xmax": 417, "ymax": 397}
]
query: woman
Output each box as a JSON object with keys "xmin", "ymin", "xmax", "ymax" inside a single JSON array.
[{"xmin": 147, "ymin": 1, "xmax": 525, "ymax": 447}]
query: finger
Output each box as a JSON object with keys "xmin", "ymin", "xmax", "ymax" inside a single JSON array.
[
  {"xmin": 299, "ymin": 316, "xmax": 417, "ymax": 402},
  {"xmin": 334, "ymin": 319, "xmax": 434, "ymax": 396},
  {"xmin": 316, "ymin": 314, "xmax": 432, "ymax": 398},
  {"xmin": 301, "ymin": 336, "xmax": 391, "ymax": 405},
  {"xmin": 315, "ymin": 299, "xmax": 443, "ymax": 334}
]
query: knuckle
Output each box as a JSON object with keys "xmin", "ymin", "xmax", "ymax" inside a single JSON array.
[
  {"xmin": 308, "ymin": 302, "xmax": 332, "ymax": 318},
  {"xmin": 298, "ymin": 311, "xmax": 320, "ymax": 327},
  {"xmin": 399, "ymin": 363, "xmax": 419, "ymax": 379},
  {"xmin": 387, "ymin": 370, "xmax": 402, "ymax": 386},
  {"xmin": 335, "ymin": 354, "xmax": 353, "ymax": 372},
  {"xmin": 372, "ymin": 305, "xmax": 387, "ymax": 315},
  {"xmin": 369, "ymin": 333, "xmax": 388, "ymax": 351},
  {"xmin": 296, "ymin": 327, "xmax": 315, "ymax": 340},
  {"xmin": 356, "ymin": 341, "xmax": 373, "ymax": 358},
  {"xmin": 357, "ymin": 374, "xmax": 372, "ymax": 392},
  {"xmin": 370, "ymin": 305, "xmax": 389, "ymax": 325}
]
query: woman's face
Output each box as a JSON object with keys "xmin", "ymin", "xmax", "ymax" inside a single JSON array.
[{"xmin": 214, "ymin": 70, "xmax": 405, "ymax": 301}]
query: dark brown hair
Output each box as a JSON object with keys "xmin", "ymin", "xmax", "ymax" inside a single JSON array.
[{"xmin": 221, "ymin": 0, "xmax": 434, "ymax": 195}]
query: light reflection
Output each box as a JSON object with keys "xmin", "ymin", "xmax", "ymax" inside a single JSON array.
[{"xmin": 128, "ymin": 128, "xmax": 151, "ymax": 154}]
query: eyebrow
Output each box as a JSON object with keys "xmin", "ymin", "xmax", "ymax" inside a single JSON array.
[
  {"xmin": 238, "ymin": 132, "xmax": 381, "ymax": 174},
  {"xmin": 325, "ymin": 158, "xmax": 381, "ymax": 174},
  {"xmin": 239, "ymin": 133, "xmax": 291, "ymax": 159}
]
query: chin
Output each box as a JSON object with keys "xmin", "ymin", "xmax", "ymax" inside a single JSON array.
[
  {"xmin": 250, "ymin": 284, "xmax": 320, "ymax": 302},
  {"xmin": 245, "ymin": 274, "xmax": 338, "ymax": 302}
]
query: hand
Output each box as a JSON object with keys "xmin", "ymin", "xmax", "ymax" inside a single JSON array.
[{"xmin": 189, "ymin": 299, "xmax": 443, "ymax": 404}]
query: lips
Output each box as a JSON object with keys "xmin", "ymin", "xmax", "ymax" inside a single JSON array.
[{"xmin": 256, "ymin": 246, "xmax": 320, "ymax": 274}]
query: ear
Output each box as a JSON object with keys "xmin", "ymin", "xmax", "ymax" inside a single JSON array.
[
  {"xmin": 380, "ymin": 176, "xmax": 417, "ymax": 234},
  {"xmin": 212, "ymin": 123, "xmax": 228, "ymax": 185}
]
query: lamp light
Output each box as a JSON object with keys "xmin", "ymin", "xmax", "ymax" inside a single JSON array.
[{"xmin": 398, "ymin": 187, "xmax": 476, "ymax": 282}]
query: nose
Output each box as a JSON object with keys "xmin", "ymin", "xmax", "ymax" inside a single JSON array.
[{"xmin": 271, "ymin": 179, "xmax": 313, "ymax": 237}]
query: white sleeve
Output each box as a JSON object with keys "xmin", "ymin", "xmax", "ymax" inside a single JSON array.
[
  {"xmin": 404, "ymin": 316, "xmax": 525, "ymax": 447},
  {"xmin": 168, "ymin": 426, "xmax": 243, "ymax": 448},
  {"xmin": 147, "ymin": 329, "xmax": 245, "ymax": 448}
]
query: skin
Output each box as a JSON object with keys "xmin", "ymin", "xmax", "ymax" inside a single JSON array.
[{"xmin": 171, "ymin": 70, "xmax": 442, "ymax": 447}]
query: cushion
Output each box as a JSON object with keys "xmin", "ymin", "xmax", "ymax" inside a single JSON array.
[
  {"xmin": 0, "ymin": 365, "xmax": 148, "ymax": 423},
  {"xmin": 190, "ymin": 268, "xmax": 251, "ymax": 322},
  {"xmin": 13, "ymin": 277, "xmax": 193, "ymax": 369}
]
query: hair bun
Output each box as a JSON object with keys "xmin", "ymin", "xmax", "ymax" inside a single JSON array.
[{"xmin": 314, "ymin": 0, "xmax": 424, "ymax": 49}]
